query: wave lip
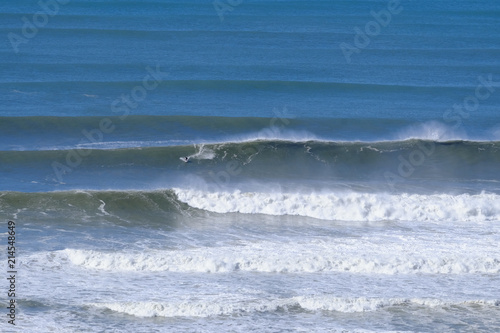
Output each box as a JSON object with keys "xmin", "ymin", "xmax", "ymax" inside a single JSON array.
[{"xmin": 173, "ymin": 189, "xmax": 500, "ymax": 222}]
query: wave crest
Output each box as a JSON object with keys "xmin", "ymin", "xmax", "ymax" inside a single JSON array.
[{"xmin": 173, "ymin": 189, "xmax": 500, "ymax": 222}]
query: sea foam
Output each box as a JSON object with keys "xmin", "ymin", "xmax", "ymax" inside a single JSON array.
[
  {"xmin": 173, "ymin": 189, "xmax": 500, "ymax": 222},
  {"xmin": 30, "ymin": 234, "xmax": 500, "ymax": 275},
  {"xmin": 87, "ymin": 296, "xmax": 500, "ymax": 318}
]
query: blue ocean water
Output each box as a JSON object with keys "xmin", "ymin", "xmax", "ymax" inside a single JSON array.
[{"xmin": 1, "ymin": 0, "xmax": 500, "ymax": 332}]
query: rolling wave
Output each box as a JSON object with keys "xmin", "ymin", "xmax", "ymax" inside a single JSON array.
[
  {"xmin": 26, "ymin": 234, "xmax": 500, "ymax": 274},
  {"xmin": 2, "ymin": 189, "xmax": 500, "ymax": 223},
  {"xmin": 0, "ymin": 190, "xmax": 192, "ymax": 227},
  {"xmin": 1, "ymin": 139, "xmax": 499, "ymax": 185},
  {"xmin": 173, "ymin": 189, "xmax": 500, "ymax": 222},
  {"xmin": 86, "ymin": 297, "xmax": 500, "ymax": 318},
  {"xmin": 1, "ymin": 115, "xmax": 498, "ymax": 151}
]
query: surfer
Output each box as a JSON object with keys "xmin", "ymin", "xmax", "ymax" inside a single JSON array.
[{"xmin": 182, "ymin": 156, "xmax": 189, "ymax": 163}]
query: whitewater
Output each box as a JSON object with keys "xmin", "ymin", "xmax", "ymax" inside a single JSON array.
[
  {"xmin": 2, "ymin": 0, "xmax": 500, "ymax": 332},
  {"xmin": 2, "ymin": 127, "xmax": 500, "ymax": 332}
]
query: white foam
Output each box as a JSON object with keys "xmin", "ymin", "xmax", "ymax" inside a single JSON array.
[
  {"xmin": 396, "ymin": 120, "xmax": 467, "ymax": 141},
  {"xmin": 88, "ymin": 298, "xmax": 287, "ymax": 318},
  {"xmin": 88, "ymin": 296, "xmax": 500, "ymax": 318},
  {"xmin": 173, "ymin": 189, "xmax": 500, "ymax": 222},
  {"xmin": 39, "ymin": 233, "xmax": 500, "ymax": 274},
  {"xmin": 295, "ymin": 296, "xmax": 500, "ymax": 312},
  {"xmin": 188, "ymin": 144, "xmax": 215, "ymax": 160},
  {"xmin": 238, "ymin": 127, "xmax": 321, "ymax": 143},
  {"xmin": 97, "ymin": 200, "xmax": 110, "ymax": 216}
]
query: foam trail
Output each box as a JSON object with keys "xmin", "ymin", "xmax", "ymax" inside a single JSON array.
[
  {"xmin": 188, "ymin": 144, "xmax": 215, "ymax": 160},
  {"xmin": 173, "ymin": 189, "xmax": 500, "ymax": 222}
]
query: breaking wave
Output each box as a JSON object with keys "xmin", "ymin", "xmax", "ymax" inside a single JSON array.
[
  {"xmin": 87, "ymin": 297, "xmax": 500, "ymax": 318},
  {"xmin": 26, "ymin": 235, "xmax": 500, "ymax": 274},
  {"xmin": 2, "ymin": 189, "xmax": 500, "ymax": 223},
  {"xmin": 173, "ymin": 189, "xmax": 500, "ymax": 222}
]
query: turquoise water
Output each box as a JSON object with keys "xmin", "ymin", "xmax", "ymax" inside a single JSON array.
[{"xmin": 1, "ymin": 1, "xmax": 500, "ymax": 332}]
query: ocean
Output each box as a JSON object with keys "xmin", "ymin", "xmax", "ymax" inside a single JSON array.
[{"xmin": 1, "ymin": 0, "xmax": 500, "ymax": 332}]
